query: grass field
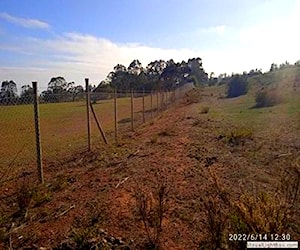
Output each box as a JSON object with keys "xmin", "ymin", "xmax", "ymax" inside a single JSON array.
[{"xmin": 0, "ymin": 92, "xmax": 175, "ymax": 180}]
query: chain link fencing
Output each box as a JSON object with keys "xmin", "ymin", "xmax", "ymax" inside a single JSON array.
[
  {"xmin": 0, "ymin": 95, "xmax": 36, "ymax": 183},
  {"xmin": 0, "ymin": 81, "xmax": 195, "ymax": 183}
]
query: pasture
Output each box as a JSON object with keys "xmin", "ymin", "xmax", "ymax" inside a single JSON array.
[{"xmin": 0, "ymin": 92, "xmax": 164, "ymax": 179}]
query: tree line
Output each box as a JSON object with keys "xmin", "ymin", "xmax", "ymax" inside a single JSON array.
[
  {"xmin": 0, "ymin": 77, "xmax": 85, "ymax": 105},
  {"xmin": 93, "ymin": 58, "xmax": 208, "ymax": 94},
  {"xmin": 0, "ymin": 57, "xmax": 208, "ymax": 104},
  {"xmin": 1, "ymin": 58, "xmax": 299, "ymax": 105}
]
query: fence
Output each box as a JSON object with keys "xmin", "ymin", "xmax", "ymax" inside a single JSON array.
[{"xmin": 0, "ymin": 80, "xmax": 194, "ymax": 184}]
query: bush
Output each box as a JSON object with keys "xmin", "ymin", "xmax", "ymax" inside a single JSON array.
[
  {"xmin": 227, "ymin": 76, "xmax": 248, "ymax": 98},
  {"xmin": 255, "ymin": 90, "xmax": 281, "ymax": 108},
  {"xmin": 16, "ymin": 177, "xmax": 33, "ymax": 217},
  {"xmin": 226, "ymin": 127, "xmax": 253, "ymax": 146},
  {"xmin": 200, "ymin": 167, "xmax": 300, "ymax": 249},
  {"xmin": 135, "ymin": 182, "xmax": 168, "ymax": 249},
  {"xmin": 184, "ymin": 88, "xmax": 202, "ymax": 104}
]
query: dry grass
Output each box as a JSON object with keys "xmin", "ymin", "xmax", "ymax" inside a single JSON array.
[
  {"xmin": 200, "ymin": 166, "xmax": 300, "ymax": 249},
  {"xmin": 134, "ymin": 181, "xmax": 168, "ymax": 249},
  {"xmin": 219, "ymin": 127, "xmax": 253, "ymax": 146}
]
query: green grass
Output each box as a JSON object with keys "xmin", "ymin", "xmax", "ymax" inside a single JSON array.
[{"xmin": 201, "ymin": 66, "xmax": 300, "ymax": 134}]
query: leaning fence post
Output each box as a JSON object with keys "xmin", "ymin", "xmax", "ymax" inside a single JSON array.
[
  {"xmin": 114, "ymin": 88, "xmax": 118, "ymax": 143},
  {"xmin": 85, "ymin": 78, "xmax": 91, "ymax": 151},
  {"xmin": 131, "ymin": 89, "xmax": 134, "ymax": 131},
  {"xmin": 32, "ymin": 81, "xmax": 44, "ymax": 183},
  {"xmin": 89, "ymin": 103, "xmax": 108, "ymax": 144}
]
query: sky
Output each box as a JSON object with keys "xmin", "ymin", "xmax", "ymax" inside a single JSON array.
[{"xmin": 0, "ymin": 0, "xmax": 299, "ymax": 90}]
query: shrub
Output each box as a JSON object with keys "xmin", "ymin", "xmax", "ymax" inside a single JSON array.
[
  {"xmin": 32, "ymin": 188, "xmax": 52, "ymax": 207},
  {"xmin": 254, "ymin": 90, "xmax": 281, "ymax": 108},
  {"xmin": 199, "ymin": 170, "xmax": 230, "ymax": 249},
  {"xmin": 135, "ymin": 182, "xmax": 168, "ymax": 249},
  {"xmin": 200, "ymin": 167, "xmax": 300, "ymax": 249},
  {"xmin": 184, "ymin": 88, "xmax": 202, "ymax": 104},
  {"xmin": 16, "ymin": 177, "xmax": 33, "ymax": 217},
  {"xmin": 222, "ymin": 127, "xmax": 253, "ymax": 146},
  {"xmin": 227, "ymin": 75, "xmax": 248, "ymax": 98}
]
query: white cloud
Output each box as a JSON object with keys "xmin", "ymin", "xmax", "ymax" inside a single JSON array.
[
  {"xmin": 0, "ymin": 12, "xmax": 50, "ymax": 29},
  {"xmin": 0, "ymin": 33, "xmax": 198, "ymax": 90},
  {"xmin": 198, "ymin": 25, "xmax": 227, "ymax": 35},
  {"xmin": 1, "ymin": 8, "xmax": 299, "ymax": 92}
]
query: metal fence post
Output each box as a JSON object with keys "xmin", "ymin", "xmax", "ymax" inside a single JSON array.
[
  {"xmin": 32, "ymin": 81, "xmax": 43, "ymax": 183},
  {"xmin": 85, "ymin": 78, "xmax": 91, "ymax": 151}
]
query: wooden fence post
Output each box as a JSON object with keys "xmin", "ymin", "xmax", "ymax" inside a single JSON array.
[
  {"xmin": 156, "ymin": 91, "xmax": 159, "ymax": 111},
  {"xmin": 142, "ymin": 88, "xmax": 145, "ymax": 123},
  {"xmin": 165, "ymin": 91, "xmax": 168, "ymax": 105},
  {"xmin": 85, "ymin": 78, "xmax": 91, "ymax": 151},
  {"xmin": 174, "ymin": 89, "xmax": 176, "ymax": 103},
  {"xmin": 89, "ymin": 103, "xmax": 108, "ymax": 144},
  {"xmin": 150, "ymin": 91, "xmax": 153, "ymax": 119},
  {"xmin": 114, "ymin": 88, "xmax": 118, "ymax": 143},
  {"xmin": 131, "ymin": 89, "xmax": 134, "ymax": 131},
  {"xmin": 32, "ymin": 81, "xmax": 43, "ymax": 183}
]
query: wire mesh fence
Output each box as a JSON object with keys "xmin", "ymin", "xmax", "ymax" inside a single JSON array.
[
  {"xmin": 0, "ymin": 81, "xmax": 194, "ymax": 183},
  {"xmin": 0, "ymin": 95, "xmax": 36, "ymax": 183}
]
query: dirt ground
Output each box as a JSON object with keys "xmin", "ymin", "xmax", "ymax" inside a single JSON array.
[{"xmin": 1, "ymin": 89, "xmax": 299, "ymax": 249}]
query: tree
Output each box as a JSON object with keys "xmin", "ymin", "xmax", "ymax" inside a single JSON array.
[
  {"xmin": 20, "ymin": 85, "xmax": 34, "ymax": 104},
  {"xmin": 92, "ymin": 81, "xmax": 114, "ymax": 101},
  {"xmin": 45, "ymin": 76, "xmax": 76, "ymax": 102},
  {"xmin": 110, "ymin": 65, "xmax": 130, "ymax": 91},
  {"xmin": 67, "ymin": 83, "xmax": 84, "ymax": 101},
  {"xmin": 187, "ymin": 57, "xmax": 208, "ymax": 86},
  {"xmin": 146, "ymin": 60, "xmax": 167, "ymax": 76},
  {"xmin": 93, "ymin": 57, "xmax": 209, "ymax": 95},
  {"xmin": 0, "ymin": 80, "xmax": 18, "ymax": 104},
  {"xmin": 48, "ymin": 76, "xmax": 69, "ymax": 94},
  {"xmin": 270, "ymin": 63, "xmax": 278, "ymax": 72},
  {"xmin": 227, "ymin": 75, "xmax": 248, "ymax": 98},
  {"xmin": 160, "ymin": 60, "xmax": 191, "ymax": 90},
  {"xmin": 128, "ymin": 59, "xmax": 143, "ymax": 75},
  {"xmin": 40, "ymin": 90, "xmax": 53, "ymax": 103}
]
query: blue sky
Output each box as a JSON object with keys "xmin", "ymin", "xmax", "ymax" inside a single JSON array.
[{"xmin": 0, "ymin": 0, "xmax": 299, "ymax": 90}]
